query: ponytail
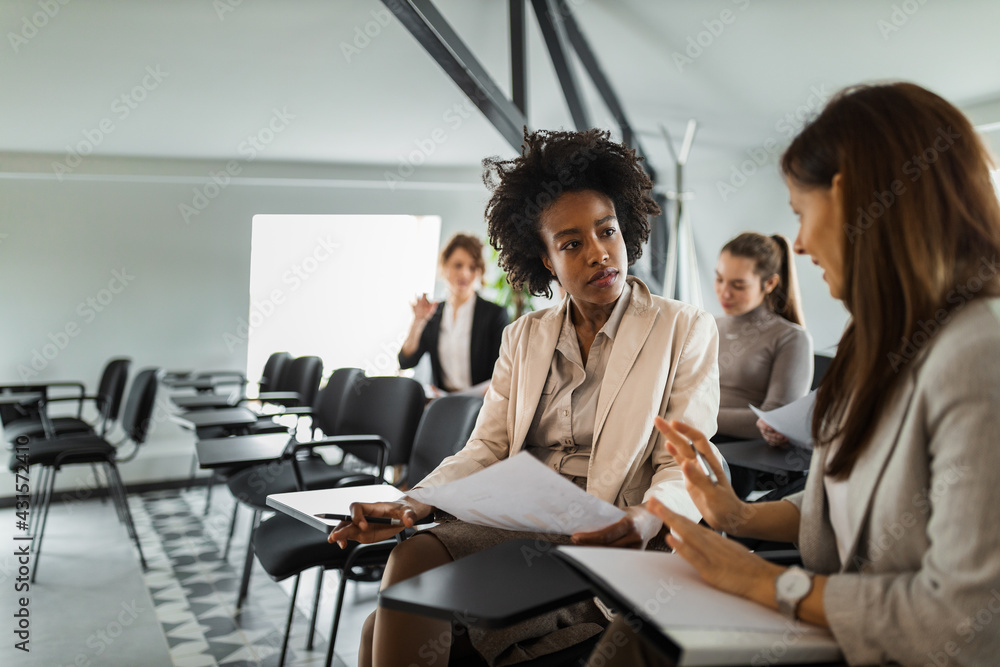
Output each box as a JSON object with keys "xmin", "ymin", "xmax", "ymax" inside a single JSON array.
[{"xmin": 767, "ymin": 234, "xmax": 805, "ymax": 326}]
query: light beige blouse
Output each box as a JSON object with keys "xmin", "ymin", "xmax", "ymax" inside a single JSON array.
[{"xmin": 523, "ymin": 282, "xmax": 632, "ymax": 484}]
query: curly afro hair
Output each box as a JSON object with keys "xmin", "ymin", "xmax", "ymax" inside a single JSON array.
[{"xmin": 482, "ymin": 128, "xmax": 660, "ymax": 298}]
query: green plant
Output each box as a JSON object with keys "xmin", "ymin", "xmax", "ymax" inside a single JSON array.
[{"xmin": 484, "ymin": 246, "xmax": 536, "ymax": 320}]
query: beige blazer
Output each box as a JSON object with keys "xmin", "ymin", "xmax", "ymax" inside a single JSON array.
[
  {"xmin": 415, "ymin": 276, "xmax": 721, "ymax": 522},
  {"xmin": 785, "ymin": 297, "xmax": 1000, "ymax": 666}
]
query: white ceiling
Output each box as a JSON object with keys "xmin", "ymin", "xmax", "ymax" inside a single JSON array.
[{"xmin": 2, "ymin": 0, "xmax": 999, "ymax": 175}]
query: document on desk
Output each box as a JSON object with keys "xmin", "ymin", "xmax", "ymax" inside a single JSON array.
[
  {"xmin": 749, "ymin": 390, "xmax": 816, "ymax": 449},
  {"xmin": 556, "ymin": 546, "xmax": 842, "ymax": 666},
  {"xmin": 405, "ymin": 453, "xmax": 626, "ymax": 535}
]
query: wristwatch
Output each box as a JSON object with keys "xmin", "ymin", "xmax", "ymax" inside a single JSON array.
[{"xmin": 775, "ymin": 566, "xmax": 813, "ymax": 620}]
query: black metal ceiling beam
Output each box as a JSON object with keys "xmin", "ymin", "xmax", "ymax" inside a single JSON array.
[
  {"xmin": 381, "ymin": 0, "xmax": 528, "ymax": 150},
  {"xmin": 555, "ymin": 0, "xmax": 656, "ymax": 182},
  {"xmin": 509, "ymin": 0, "xmax": 527, "ymax": 115},
  {"xmin": 530, "ymin": 0, "xmax": 591, "ymax": 131}
]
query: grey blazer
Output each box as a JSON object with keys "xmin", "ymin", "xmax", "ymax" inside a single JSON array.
[{"xmin": 785, "ymin": 297, "xmax": 1000, "ymax": 666}]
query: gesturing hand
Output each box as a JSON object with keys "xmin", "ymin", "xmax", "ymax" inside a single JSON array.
[
  {"xmin": 654, "ymin": 417, "xmax": 752, "ymax": 536},
  {"xmin": 646, "ymin": 498, "xmax": 782, "ymax": 603},
  {"xmin": 411, "ymin": 294, "xmax": 438, "ymax": 322}
]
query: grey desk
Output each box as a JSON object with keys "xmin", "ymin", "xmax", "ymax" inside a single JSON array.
[
  {"xmin": 164, "ymin": 377, "xmax": 221, "ymax": 391},
  {"xmin": 195, "ymin": 433, "xmax": 291, "ymax": 468},
  {"xmin": 172, "ymin": 394, "xmax": 241, "ymax": 410},
  {"xmin": 716, "ymin": 439, "xmax": 811, "ymax": 475},
  {"xmin": 378, "ymin": 538, "xmax": 592, "ymax": 628},
  {"xmin": 0, "ymin": 392, "xmax": 42, "ymax": 406},
  {"xmin": 171, "ymin": 407, "xmax": 259, "ymax": 431}
]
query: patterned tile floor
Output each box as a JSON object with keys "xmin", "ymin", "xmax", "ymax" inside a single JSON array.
[{"xmin": 133, "ymin": 488, "xmax": 369, "ymax": 667}]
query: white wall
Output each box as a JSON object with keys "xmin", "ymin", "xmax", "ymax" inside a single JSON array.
[{"xmin": 0, "ymin": 152, "xmax": 489, "ymax": 497}]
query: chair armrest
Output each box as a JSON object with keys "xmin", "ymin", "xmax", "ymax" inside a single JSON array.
[
  {"xmin": 288, "ymin": 435, "xmax": 389, "ymax": 489},
  {"xmin": 38, "ymin": 394, "xmax": 106, "ymax": 429},
  {"xmin": 38, "ymin": 394, "xmax": 103, "ymax": 409},
  {"xmin": 195, "ymin": 371, "xmax": 247, "ymax": 385},
  {"xmin": 335, "ymin": 474, "xmax": 386, "ymax": 488}
]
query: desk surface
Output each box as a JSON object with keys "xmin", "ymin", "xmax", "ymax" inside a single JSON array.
[
  {"xmin": 171, "ymin": 407, "xmax": 259, "ymax": 430},
  {"xmin": 172, "ymin": 394, "xmax": 240, "ymax": 410},
  {"xmin": 716, "ymin": 439, "xmax": 811, "ymax": 474},
  {"xmin": 164, "ymin": 377, "xmax": 220, "ymax": 391},
  {"xmin": 0, "ymin": 392, "xmax": 42, "ymax": 406},
  {"xmin": 378, "ymin": 538, "xmax": 592, "ymax": 628},
  {"xmin": 195, "ymin": 433, "xmax": 291, "ymax": 468}
]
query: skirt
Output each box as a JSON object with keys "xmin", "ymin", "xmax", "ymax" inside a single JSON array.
[{"xmin": 426, "ymin": 520, "xmax": 609, "ymax": 667}]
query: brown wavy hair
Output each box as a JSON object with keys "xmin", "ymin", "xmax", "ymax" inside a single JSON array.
[
  {"xmin": 482, "ymin": 128, "xmax": 660, "ymax": 298},
  {"xmin": 781, "ymin": 82, "xmax": 1000, "ymax": 478},
  {"xmin": 721, "ymin": 232, "xmax": 805, "ymax": 326},
  {"xmin": 439, "ymin": 233, "xmax": 486, "ymax": 274}
]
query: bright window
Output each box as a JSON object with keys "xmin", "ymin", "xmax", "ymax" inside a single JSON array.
[{"xmin": 245, "ymin": 214, "xmax": 441, "ymax": 387}]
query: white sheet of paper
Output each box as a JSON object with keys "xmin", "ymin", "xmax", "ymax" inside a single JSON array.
[
  {"xmin": 749, "ymin": 390, "xmax": 816, "ymax": 449},
  {"xmin": 556, "ymin": 546, "xmax": 841, "ymax": 666},
  {"xmin": 405, "ymin": 452, "xmax": 626, "ymax": 535}
]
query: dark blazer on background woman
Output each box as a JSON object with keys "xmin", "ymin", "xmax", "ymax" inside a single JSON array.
[{"xmin": 398, "ymin": 295, "xmax": 509, "ymax": 389}]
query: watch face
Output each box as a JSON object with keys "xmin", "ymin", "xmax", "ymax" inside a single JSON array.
[{"xmin": 778, "ymin": 568, "xmax": 812, "ymax": 599}]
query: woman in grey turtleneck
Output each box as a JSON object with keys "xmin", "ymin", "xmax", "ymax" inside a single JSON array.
[{"xmin": 713, "ymin": 232, "xmax": 813, "ymax": 443}]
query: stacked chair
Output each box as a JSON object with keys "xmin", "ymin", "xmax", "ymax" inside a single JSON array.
[
  {"xmin": 252, "ymin": 394, "xmax": 485, "ymax": 666},
  {"xmin": 8, "ymin": 368, "xmax": 163, "ymax": 581}
]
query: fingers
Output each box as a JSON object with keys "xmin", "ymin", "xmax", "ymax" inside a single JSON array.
[
  {"xmin": 349, "ymin": 502, "xmax": 369, "ymax": 531},
  {"xmin": 571, "ymin": 517, "xmax": 631, "ymax": 546},
  {"xmin": 645, "ymin": 498, "xmax": 700, "ymax": 534},
  {"xmin": 654, "ymin": 417, "xmax": 696, "ymax": 462}
]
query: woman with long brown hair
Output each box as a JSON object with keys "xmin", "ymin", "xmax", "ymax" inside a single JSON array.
[{"xmin": 601, "ymin": 82, "xmax": 1000, "ymax": 665}]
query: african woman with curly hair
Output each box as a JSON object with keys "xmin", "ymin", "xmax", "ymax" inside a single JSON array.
[{"xmin": 331, "ymin": 128, "xmax": 723, "ymax": 667}]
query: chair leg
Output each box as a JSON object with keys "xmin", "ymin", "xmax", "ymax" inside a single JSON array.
[
  {"xmin": 31, "ymin": 466, "xmax": 58, "ymax": 582},
  {"xmin": 91, "ymin": 463, "xmax": 107, "ymax": 504},
  {"xmin": 279, "ymin": 574, "xmax": 301, "ymax": 666},
  {"xmin": 106, "ymin": 462, "xmax": 147, "ymax": 570},
  {"xmin": 236, "ymin": 508, "xmax": 261, "ymax": 610},
  {"xmin": 222, "ymin": 500, "xmax": 239, "ymax": 560},
  {"xmin": 103, "ymin": 463, "xmax": 128, "ymax": 527},
  {"xmin": 204, "ymin": 469, "xmax": 216, "ymax": 516},
  {"xmin": 28, "ymin": 465, "xmax": 50, "ymax": 540},
  {"xmin": 188, "ymin": 452, "xmax": 198, "ymax": 490},
  {"xmin": 326, "ymin": 547, "xmax": 366, "ymax": 667},
  {"xmin": 104, "ymin": 463, "xmax": 134, "ymax": 540},
  {"xmin": 306, "ymin": 567, "xmax": 324, "ymax": 650}
]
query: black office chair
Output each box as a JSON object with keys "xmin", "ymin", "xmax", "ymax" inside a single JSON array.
[
  {"xmin": 3, "ymin": 357, "xmax": 131, "ymax": 442},
  {"xmin": 233, "ymin": 353, "xmax": 324, "ymax": 435},
  {"xmin": 172, "ymin": 351, "xmax": 292, "ymax": 411},
  {"xmin": 9, "ymin": 368, "xmax": 163, "ymax": 581},
  {"xmin": 252, "ymin": 394, "xmax": 484, "ymax": 666},
  {"xmin": 227, "ymin": 374, "xmax": 425, "ymax": 610}
]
